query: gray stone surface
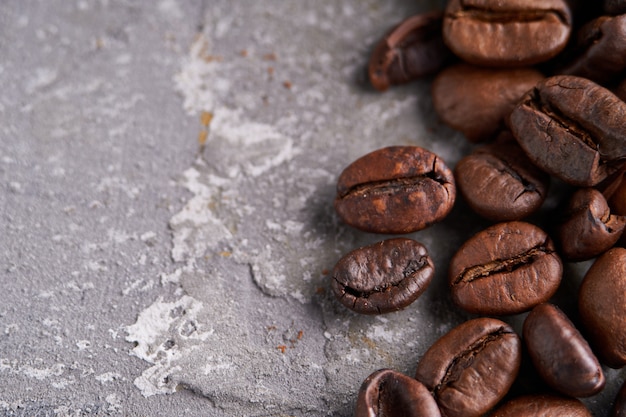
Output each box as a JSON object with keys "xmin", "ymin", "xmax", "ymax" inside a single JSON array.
[{"xmin": 1, "ymin": 1, "xmax": 623, "ymax": 416}]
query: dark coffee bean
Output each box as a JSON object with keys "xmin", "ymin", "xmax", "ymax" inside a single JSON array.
[
  {"xmin": 431, "ymin": 64, "xmax": 544, "ymax": 142},
  {"xmin": 449, "ymin": 221, "xmax": 562, "ymax": 315},
  {"xmin": 606, "ymin": 0, "xmax": 626, "ymax": 14},
  {"xmin": 355, "ymin": 369, "xmax": 441, "ymax": 417},
  {"xmin": 369, "ymin": 11, "xmax": 451, "ymax": 92},
  {"xmin": 334, "ymin": 146, "xmax": 455, "ymax": 234},
  {"xmin": 331, "ymin": 238, "xmax": 434, "ymax": 315},
  {"xmin": 560, "ymin": 15, "xmax": 626, "ymax": 85},
  {"xmin": 490, "ymin": 394, "xmax": 593, "ymax": 417},
  {"xmin": 509, "ymin": 75, "xmax": 626, "ymax": 187},
  {"xmin": 612, "ymin": 380, "xmax": 626, "ymax": 417},
  {"xmin": 523, "ymin": 303, "xmax": 605, "ymax": 397},
  {"xmin": 578, "ymin": 247, "xmax": 626, "ymax": 368},
  {"xmin": 604, "ymin": 169, "xmax": 626, "ymax": 233},
  {"xmin": 455, "ymin": 133, "xmax": 550, "ymax": 221},
  {"xmin": 414, "ymin": 317, "xmax": 521, "ymax": 417},
  {"xmin": 442, "ymin": 0, "xmax": 572, "ymax": 67},
  {"xmin": 555, "ymin": 188, "xmax": 626, "ymax": 261}
]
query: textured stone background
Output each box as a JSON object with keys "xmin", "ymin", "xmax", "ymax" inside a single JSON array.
[{"xmin": 1, "ymin": 1, "xmax": 623, "ymax": 416}]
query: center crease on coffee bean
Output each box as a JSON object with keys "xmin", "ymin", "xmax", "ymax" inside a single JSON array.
[
  {"xmin": 527, "ymin": 92, "xmax": 599, "ymax": 153},
  {"xmin": 434, "ymin": 327, "xmax": 511, "ymax": 394},
  {"xmin": 336, "ymin": 257, "xmax": 428, "ymax": 299},
  {"xmin": 453, "ymin": 244, "xmax": 551, "ymax": 284},
  {"xmin": 491, "ymin": 161, "xmax": 540, "ymax": 198},
  {"xmin": 338, "ymin": 173, "xmax": 448, "ymax": 199},
  {"xmin": 450, "ymin": 9, "xmax": 565, "ymax": 24}
]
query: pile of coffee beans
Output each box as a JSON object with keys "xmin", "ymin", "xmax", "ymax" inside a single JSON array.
[{"xmin": 330, "ymin": 0, "xmax": 626, "ymax": 415}]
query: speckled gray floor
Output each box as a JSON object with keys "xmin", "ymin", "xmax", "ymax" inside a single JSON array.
[{"xmin": 1, "ymin": 1, "xmax": 623, "ymax": 416}]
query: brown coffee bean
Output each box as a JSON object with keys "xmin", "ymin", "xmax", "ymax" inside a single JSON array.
[
  {"xmin": 369, "ymin": 11, "xmax": 451, "ymax": 91},
  {"xmin": 509, "ymin": 75, "xmax": 626, "ymax": 187},
  {"xmin": 612, "ymin": 380, "xmax": 626, "ymax": 417},
  {"xmin": 555, "ymin": 188, "xmax": 626, "ymax": 261},
  {"xmin": 431, "ymin": 64, "xmax": 544, "ymax": 142},
  {"xmin": 490, "ymin": 394, "xmax": 593, "ymax": 417},
  {"xmin": 578, "ymin": 247, "xmax": 626, "ymax": 368},
  {"xmin": 560, "ymin": 14, "xmax": 626, "ymax": 85},
  {"xmin": 523, "ymin": 303, "xmax": 605, "ymax": 397},
  {"xmin": 442, "ymin": 0, "xmax": 572, "ymax": 67},
  {"xmin": 449, "ymin": 221, "xmax": 562, "ymax": 315},
  {"xmin": 454, "ymin": 133, "xmax": 550, "ymax": 221},
  {"xmin": 334, "ymin": 146, "xmax": 455, "ymax": 234},
  {"xmin": 414, "ymin": 317, "xmax": 521, "ymax": 417},
  {"xmin": 354, "ymin": 369, "xmax": 441, "ymax": 417},
  {"xmin": 331, "ymin": 238, "xmax": 434, "ymax": 315}
]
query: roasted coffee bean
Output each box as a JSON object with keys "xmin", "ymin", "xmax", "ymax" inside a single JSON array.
[
  {"xmin": 369, "ymin": 11, "xmax": 451, "ymax": 91},
  {"xmin": 442, "ymin": 0, "xmax": 572, "ymax": 67},
  {"xmin": 355, "ymin": 369, "xmax": 441, "ymax": 417},
  {"xmin": 414, "ymin": 317, "xmax": 521, "ymax": 417},
  {"xmin": 555, "ymin": 188, "xmax": 626, "ymax": 261},
  {"xmin": 560, "ymin": 14, "xmax": 626, "ymax": 85},
  {"xmin": 523, "ymin": 303, "xmax": 605, "ymax": 397},
  {"xmin": 449, "ymin": 221, "xmax": 562, "ymax": 315},
  {"xmin": 334, "ymin": 146, "xmax": 455, "ymax": 234},
  {"xmin": 331, "ymin": 238, "xmax": 434, "ymax": 315},
  {"xmin": 578, "ymin": 247, "xmax": 626, "ymax": 368},
  {"xmin": 606, "ymin": 0, "xmax": 626, "ymax": 14},
  {"xmin": 455, "ymin": 133, "xmax": 550, "ymax": 221},
  {"xmin": 431, "ymin": 64, "xmax": 544, "ymax": 142},
  {"xmin": 612, "ymin": 380, "xmax": 626, "ymax": 417},
  {"xmin": 604, "ymin": 168, "xmax": 626, "ymax": 219},
  {"xmin": 490, "ymin": 394, "xmax": 593, "ymax": 417},
  {"xmin": 509, "ymin": 75, "xmax": 626, "ymax": 187}
]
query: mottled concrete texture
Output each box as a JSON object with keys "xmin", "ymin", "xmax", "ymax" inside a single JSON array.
[{"xmin": 0, "ymin": 1, "xmax": 623, "ymax": 416}]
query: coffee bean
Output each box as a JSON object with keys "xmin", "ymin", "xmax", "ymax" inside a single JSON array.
[
  {"xmin": 454, "ymin": 133, "xmax": 550, "ymax": 221},
  {"xmin": 490, "ymin": 394, "xmax": 593, "ymax": 417},
  {"xmin": 442, "ymin": 0, "xmax": 572, "ymax": 67},
  {"xmin": 331, "ymin": 238, "xmax": 434, "ymax": 315},
  {"xmin": 578, "ymin": 247, "xmax": 626, "ymax": 368},
  {"xmin": 449, "ymin": 221, "xmax": 562, "ymax": 315},
  {"xmin": 612, "ymin": 380, "xmax": 626, "ymax": 417},
  {"xmin": 523, "ymin": 303, "xmax": 605, "ymax": 397},
  {"xmin": 414, "ymin": 317, "xmax": 521, "ymax": 417},
  {"xmin": 369, "ymin": 11, "xmax": 451, "ymax": 91},
  {"xmin": 354, "ymin": 369, "xmax": 441, "ymax": 417},
  {"xmin": 606, "ymin": 0, "xmax": 626, "ymax": 14},
  {"xmin": 334, "ymin": 146, "xmax": 455, "ymax": 234},
  {"xmin": 509, "ymin": 75, "xmax": 626, "ymax": 187},
  {"xmin": 560, "ymin": 14, "xmax": 626, "ymax": 85},
  {"xmin": 555, "ymin": 187, "xmax": 626, "ymax": 261},
  {"xmin": 431, "ymin": 64, "xmax": 544, "ymax": 142}
]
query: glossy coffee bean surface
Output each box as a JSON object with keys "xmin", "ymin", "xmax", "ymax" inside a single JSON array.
[
  {"xmin": 369, "ymin": 11, "xmax": 450, "ymax": 91},
  {"xmin": 415, "ymin": 317, "xmax": 521, "ymax": 417},
  {"xmin": 509, "ymin": 75, "xmax": 626, "ymax": 187},
  {"xmin": 335, "ymin": 146, "xmax": 455, "ymax": 234},
  {"xmin": 449, "ymin": 221, "xmax": 562, "ymax": 315},
  {"xmin": 523, "ymin": 303, "xmax": 605, "ymax": 397},
  {"xmin": 442, "ymin": 0, "xmax": 572, "ymax": 67},
  {"xmin": 555, "ymin": 187, "xmax": 626, "ymax": 261},
  {"xmin": 331, "ymin": 238, "xmax": 434, "ymax": 315},
  {"xmin": 355, "ymin": 369, "xmax": 441, "ymax": 417},
  {"xmin": 432, "ymin": 64, "xmax": 544, "ymax": 143},
  {"xmin": 455, "ymin": 135, "xmax": 549, "ymax": 221},
  {"xmin": 491, "ymin": 394, "xmax": 593, "ymax": 416},
  {"xmin": 578, "ymin": 247, "xmax": 626, "ymax": 368}
]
